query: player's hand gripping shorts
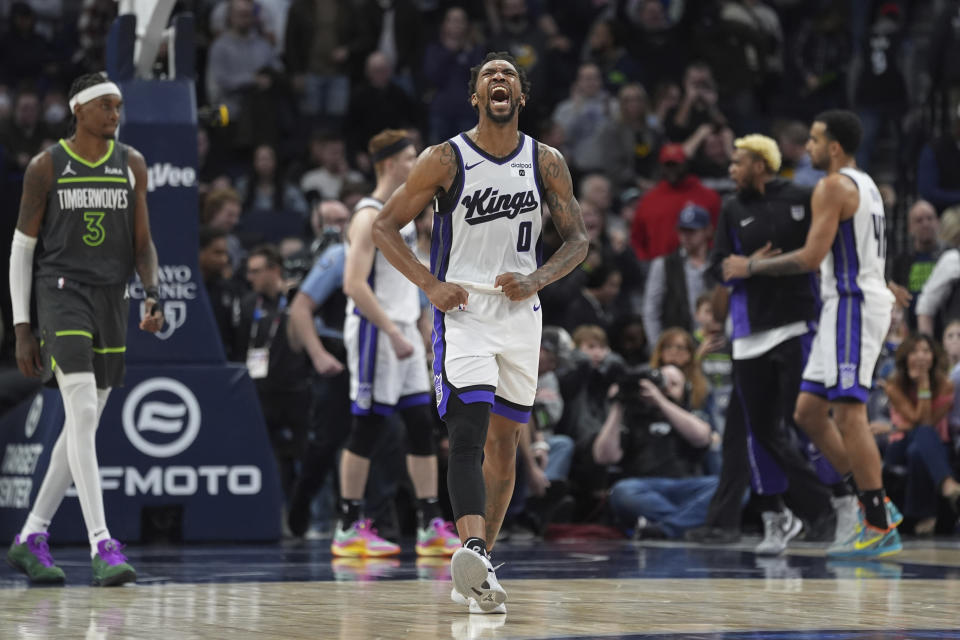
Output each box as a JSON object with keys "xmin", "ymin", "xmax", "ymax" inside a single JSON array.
[{"xmin": 432, "ymin": 286, "xmax": 541, "ymax": 423}]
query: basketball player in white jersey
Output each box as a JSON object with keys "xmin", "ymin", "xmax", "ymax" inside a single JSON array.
[
  {"xmin": 724, "ymin": 110, "xmax": 902, "ymax": 558},
  {"xmin": 332, "ymin": 129, "xmax": 460, "ymax": 559},
  {"xmin": 373, "ymin": 52, "xmax": 588, "ymax": 612}
]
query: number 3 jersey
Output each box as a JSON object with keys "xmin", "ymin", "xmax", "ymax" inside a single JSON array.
[
  {"xmin": 819, "ymin": 167, "xmax": 892, "ymax": 304},
  {"xmin": 432, "ymin": 132, "xmax": 543, "ymax": 287},
  {"xmin": 37, "ymin": 139, "xmax": 136, "ymax": 286}
]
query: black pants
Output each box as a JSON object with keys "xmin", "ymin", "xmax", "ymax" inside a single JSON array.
[
  {"xmin": 705, "ymin": 336, "xmax": 833, "ymax": 527},
  {"xmin": 290, "ymin": 362, "xmax": 352, "ymax": 511},
  {"xmin": 732, "ymin": 336, "xmax": 832, "ymax": 523},
  {"xmin": 287, "ymin": 342, "xmax": 402, "ymax": 535},
  {"xmin": 259, "ymin": 388, "xmax": 312, "ymax": 499},
  {"xmin": 704, "ymin": 396, "xmax": 749, "ymax": 529}
]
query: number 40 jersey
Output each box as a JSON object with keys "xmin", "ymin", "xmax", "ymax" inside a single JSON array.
[
  {"xmin": 819, "ymin": 167, "xmax": 892, "ymax": 304},
  {"xmin": 431, "ymin": 132, "xmax": 543, "ymax": 288}
]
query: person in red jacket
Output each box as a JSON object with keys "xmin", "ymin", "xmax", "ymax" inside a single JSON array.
[{"xmin": 630, "ymin": 144, "xmax": 721, "ymax": 260}]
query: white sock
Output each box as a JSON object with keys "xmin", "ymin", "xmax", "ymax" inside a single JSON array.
[
  {"xmin": 19, "ymin": 513, "xmax": 52, "ymax": 540},
  {"xmin": 21, "ymin": 385, "xmax": 113, "ymax": 548},
  {"xmin": 90, "ymin": 528, "xmax": 111, "ymax": 557},
  {"xmin": 54, "ymin": 370, "xmax": 111, "ymax": 556}
]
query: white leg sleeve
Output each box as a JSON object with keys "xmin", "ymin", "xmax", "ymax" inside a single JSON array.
[
  {"xmin": 97, "ymin": 388, "xmax": 111, "ymax": 419},
  {"xmin": 55, "ymin": 369, "xmax": 110, "ymax": 549},
  {"xmin": 21, "ymin": 387, "xmax": 113, "ymax": 539},
  {"xmin": 21, "ymin": 429, "xmax": 70, "ymax": 536}
]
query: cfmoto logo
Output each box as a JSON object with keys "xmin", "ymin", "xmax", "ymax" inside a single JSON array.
[{"xmin": 122, "ymin": 378, "xmax": 200, "ymax": 458}]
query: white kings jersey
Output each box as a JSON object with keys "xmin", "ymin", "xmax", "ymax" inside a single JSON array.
[
  {"xmin": 346, "ymin": 197, "xmax": 421, "ymax": 323},
  {"xmin": 431, "ymin": 133, "xmax": 543, "ymax": 289},
  {"xmin": 819, "ymin": 167, "xmax": 893, "ymax": 304}
]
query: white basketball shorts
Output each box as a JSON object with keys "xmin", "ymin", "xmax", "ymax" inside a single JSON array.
[
  {"xmin": 801, "ymin": 294, "xmax": 892, "ymax": 402},
  {"xmin": 432, "ymin": 288, "xmax": 542, "ymax": 423},
  {"xmin": 345, "ymin": 313, "xmax": 431, "ymax": 416}
]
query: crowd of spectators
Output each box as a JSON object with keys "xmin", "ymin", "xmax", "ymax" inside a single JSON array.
[{"xmin": 4, "ymin": 0, "xmax": 960, "ymax": 541}]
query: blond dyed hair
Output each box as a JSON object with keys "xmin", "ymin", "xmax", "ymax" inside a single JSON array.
[
  {"xmin": 940, "ymin": 205, "xmax": 960, "ymax": 248},
  {"xmin": 735, "ymin": 134, "xmax": 782, "ymax": 173}
]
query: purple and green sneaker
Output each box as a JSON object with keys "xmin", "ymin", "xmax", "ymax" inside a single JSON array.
[
  {"xmin": 7, "ymin": 533, "xmax": 66, "ymax": 584},
  {"xmin": 91, "ymin": 539, "xmax": 136, "ymax": 587}
]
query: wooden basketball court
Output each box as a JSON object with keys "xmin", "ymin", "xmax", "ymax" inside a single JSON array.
[{"xmin": 3, "ymin": 538, "xmax": 960, "ymax": 639}]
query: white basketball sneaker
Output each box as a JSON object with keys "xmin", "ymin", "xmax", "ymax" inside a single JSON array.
[
  {"xmin": 755, "ymin": 508, "xmax": 803, "ymax": 555},
  {"xmin": 827, "ymin": 494, "xmax": 860, "ymax": 555},
  {"xmin": 451, "ymin": 587, "xmax": 507, "ymax": 614},
  {"xmin": 450, "ymin": 547, "xmax": 507, "ymax": 613}
]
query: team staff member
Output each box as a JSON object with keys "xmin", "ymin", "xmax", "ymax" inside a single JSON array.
[
  {"xmin": 708, "ymin": 135, "xmax": 837, "ymax": 555},
  {"xmin": 234, "ymin": 244, "xmax": 311, "ymax": 501}
]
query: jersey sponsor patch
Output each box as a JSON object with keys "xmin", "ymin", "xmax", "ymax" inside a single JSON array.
[{"xmin": 509, "ymin": 161, "xmax": 532, "ymax": 178}]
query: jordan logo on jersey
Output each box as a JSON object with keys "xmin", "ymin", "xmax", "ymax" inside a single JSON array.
[{"xmin": 461, "ymin": 187, "xmax": 538, "ymax": 225}]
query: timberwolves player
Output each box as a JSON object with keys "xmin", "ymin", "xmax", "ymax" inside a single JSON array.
[
  {"xmin": 724, "ymin": 110, "xmax": 902, "ymax": 557},
  {"xmin": 373, "ymin": 52, "xmax": 588, "ymax": 612},
  {"xmin": 333, "ymin": 129, "xmax": 459, "ymax": 558},
  {"xmin": 7, "ymin": 73, "xmax": 163, "ymax": 585}
]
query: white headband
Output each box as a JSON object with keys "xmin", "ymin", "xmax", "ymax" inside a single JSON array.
[{"xmin": 69, "ymin": 82, "xmax": 122, "ymax": 112}]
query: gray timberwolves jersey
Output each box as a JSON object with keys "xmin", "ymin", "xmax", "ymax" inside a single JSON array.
[
  {"xmin": 36, "ymin": 139, "xmax": 136, "ymax": 285},
  {"xmin": 432, "ymin": 133, "xmax": 543, "ymax": 287}
]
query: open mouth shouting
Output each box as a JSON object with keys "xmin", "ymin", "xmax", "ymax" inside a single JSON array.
[{"xmin": 490, "ymin": 84, "xmax": 511, "ymax": 108}]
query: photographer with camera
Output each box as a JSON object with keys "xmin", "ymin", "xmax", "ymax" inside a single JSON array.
[
  {"xmin": 666, "ymin": 63, "xmax": 729, "ymax": 146},
  {"xmin": 593, "ymin": 364, "xmax": 717, "ymax": 539}
]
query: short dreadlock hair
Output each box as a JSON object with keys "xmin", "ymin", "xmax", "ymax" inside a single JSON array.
[{"xmin": 467, "ymin": 51, "xmax": 531, "ymax": 112}]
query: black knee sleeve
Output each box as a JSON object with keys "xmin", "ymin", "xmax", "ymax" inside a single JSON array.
[
  {"xmin": 445, "ymin": 394, "xmax": 490, "ymax": 521},
  {"xmin": 344, "ymin": 414, "xmax": 385, "ymax": 458},
  {"xmin": 400, "ymin": 403, "xmax": 436, "ymax": 456}
]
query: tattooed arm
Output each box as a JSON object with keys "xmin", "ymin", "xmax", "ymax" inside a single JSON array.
[
  {"xmin": 373, "ymin": 142, "xmax": 469, "ymax": 312},
  {"xmin": 129, "ymin": 148, "xmax": 164, "ymax": 333},
  {"xmin": 496, "ymin": 143, "xmax": 589, "ymax": 301},
  {"xmin": 15, "ymin": 151, "xmax": 52, "ymax": 237},
  {"xmin": 723, "ymin": 174, "xmax": 845, "ymax": 280}
]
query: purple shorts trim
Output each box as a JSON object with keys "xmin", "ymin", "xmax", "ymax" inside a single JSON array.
[
  {"xmin": 459, "ymin": 389, "xmax": 495, "ymax": 406},
  {"xmin": 800, "ymin": 379, "xmax": 869, "ymax": 403},
  {"xmin": 350, "ymin": 401, "xmax": 396, "ymax": 417},
  {"xmin": 491, "ymin": 399, "xmax": 531, "ymax": 424}
]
